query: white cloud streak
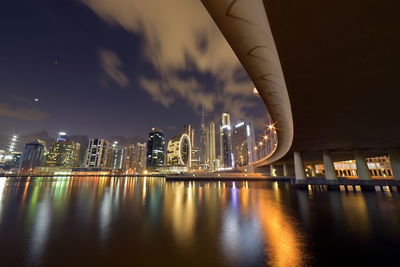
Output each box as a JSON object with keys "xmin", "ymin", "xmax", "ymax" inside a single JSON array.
[
  {"xmin": 98, "ymin": 48, "xmax": 129, "ymax": 88},
  {"xmin": 83, "ymin": 0, "xmax": 263, "ymax": 120}
]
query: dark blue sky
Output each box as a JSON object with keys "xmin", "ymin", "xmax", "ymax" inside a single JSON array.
[{"xmin": 0, "ymin": 0, "xmax": 266, "ymax": 146}]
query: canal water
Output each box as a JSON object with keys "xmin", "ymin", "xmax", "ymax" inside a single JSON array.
[{"xmin": 0, "ymin": 177, "xmax": 399, "ymax": 267}]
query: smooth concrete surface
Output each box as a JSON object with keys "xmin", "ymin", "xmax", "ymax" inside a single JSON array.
[
  {"xmin": 323, "ymin": 152, "xmax": 337, "ymax": 180},
  {"xmin": 294, "ymin": 152, "xmax": 306, "ymax": 180},
  {"xmin": 389, "ymin": 149, "xmax": 400, "ymax": 180},
  {"xmin": 355, "ymin": 150, "xmax": 372, "ymax": 180}
]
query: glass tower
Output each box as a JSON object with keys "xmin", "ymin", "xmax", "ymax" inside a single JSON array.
[{"xmin": 146, "ymin": 128, "xmax": 165, "ymax": 169}]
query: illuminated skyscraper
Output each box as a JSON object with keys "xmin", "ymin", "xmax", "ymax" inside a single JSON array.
[
  {"xmin": 205, "ymin": 121, "xmax": 216, "ymax": 170},
  {"xmin": 46, "ymin": 132, "xmax": 80, "ymax": 167},
  {"xmin": 184, "ymin": 124, "xmax": 195, "ymax": 148},
  {"xmin": 232, "ymin": 121, "xmax": 255, "ymax": 167},
  {"xmin": 166, "ymin": 134, "xmax": 191, "ymax": 167},
  {"xmin": 8, "ymin": 135, "xmax": 17, "ymax": 152},
  {"xmin": 199, "ymin": 105, "xmax": 206, "ymax": 163},
  {"xmin": 191, "ymin": 146, "xmax": 200, "ymax": 169},
  {"xmin": 110, "ymin": 148, "xmax": 125, "ymax": 170},
  {"xmin": 128, "ymin": 142, "xmax": 147, "ymax": 173},
  {"xmin": 220, "ymin": 113, "xmax": 233, "ymax": 168},
  {"xmin": 19, "ymin": 141, "xmax": 45, "ymax": 172},
  {"xmin": 146, "ymin": 128, "xmax": 165, "ymax": 169},
  {"xmin": 84, "ymin": 138, "xmax": 109, "ymax": 168}
]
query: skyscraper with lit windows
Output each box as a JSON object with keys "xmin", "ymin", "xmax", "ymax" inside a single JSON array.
[
  {"xmin": 232, "ymin": 121, "xmax": 255, "ymax": 167},
  {"xmin": 84, "ymin": 138, "xmax": 109, "ymax": 168},
  {"xmin": 220, "ymin": 113, "xmax": 233, "ymax": 168},
  {"xmin": 19, "ymin": 141, "xmax": 44, "ymax": 172},
  {"xmin": 146, "ymin": 128, "xmax": 165, "ymax": 169},
  {"xmin": 205, "ymin": 121, "xmax": 216, "ymax": 170},
  {"xmin": 45, "ymin": 132, "xmax": 80, "ymax": 167}
]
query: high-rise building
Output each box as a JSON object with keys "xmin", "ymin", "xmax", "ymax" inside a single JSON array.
[
  {"xmin": 45, "ymin": 133, "xmax": 80, "ymax": 167},
  {"xmin": 199, "ymin": 105, "xmax": 206, "ymax": 163},
  {"xmin": 232, "ymin": 121, "xmax": 255, "ymax": 167},
  {"xmin": 191, "ymin": 146, "xmax": 200, "ymax": 169},
  {"xmin": 19, "ymin": 141, "xmax": 45, "ymax": 172},
  {"xmin": 222, "ymin": 113, "xmax": 231, "ymax": 127},
  {"xmin": 4, "ymin": 152, "xmax": 22, "ymax": 170},
  {"xmin": 123, "ymin": 144, "xmax": 135, "ymax": 170},
  {"xmin": 166, "ymin": 134, "xmax": 191, "ymax": 167},
  {"xmin": 184, "ymin": 124, "xmax": 195, "ymax": 148},
  {"xmin": 205, "ymin": 121, "xmax": 216, "ymax": 170},
  {"xmin": 8, "ymin": 135, "xmax": 17, "ymax": 152},
  {"xmin": 146, "ymin": 128, "xmax": 165, "ymax": 169},
  {"xmin": 84, "ymin": 138, "xmax": 109, "ymax": 168},
  {"xmin": 128, "ymin": 142, "xmax": 147, "ymax": 173},
  {"xmin": 110, "ymin": 148, "xmax": 125, "ymax": 170},
  {"xmin": 220, "ymin": 113, "xmax": 233, "ymax": 168}
]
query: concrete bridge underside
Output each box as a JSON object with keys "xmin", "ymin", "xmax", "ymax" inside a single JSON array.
[{"xmin": 202, "ymin": 0, "xmax": 400, "ymax": 166}]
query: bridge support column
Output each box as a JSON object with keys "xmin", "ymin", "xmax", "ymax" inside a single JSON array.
[
  {"xmin": 354, "ymin": 150, "xmax": 371, "ymax": 180},
  {"xmin": 294, "ymin": 152, "xmax": 306, "ymax": 180},
  {"xmin": 283, "ymin": 163, "xmax": 288, "ymax": 176},
  {"xmin": 323, "ymin": 151, "xmax": 337, "ymax": 180},
  {"xmin": 270, "ymin": 164, "xmax": 276, "ymax": 177},
  {"xmin": 389, "ymin": 149, "xmax": 400, "ymax": 180}
]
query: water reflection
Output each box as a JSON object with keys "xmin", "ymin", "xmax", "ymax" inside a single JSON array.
[{"xmin": 0, "ymin": 177, "xmax": 399, "ymax": 266}]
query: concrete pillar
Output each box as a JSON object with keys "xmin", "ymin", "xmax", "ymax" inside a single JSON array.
[
  {"xmin": 354, "ymin": 150, "xmax": 371, "ymax": 180},
  {"xmin": 270, "ymin": 164, "xmax": 276, "ymax": 177},
  {"xmin": 323, "ymin": 151, "xmax": 337, "ymax": 180},
  {"xmin": 310, "ymin": 164, "xmax": 317, "ymax": 177},
  {"xmin": 389, "ymin": 149, "xmax": 400, "ymax": 180},
  {"xmin": 294, "ymin": 152, "xmax": 306, "ymax": 180},
  {"xmin": 283, "ymin": 163, "xmax": 288, "ymax": 177}
]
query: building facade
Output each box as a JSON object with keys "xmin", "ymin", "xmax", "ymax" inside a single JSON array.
[
  {"xmin": 110, "ymin": 148, "xmax": 125, "ymax": 170},
  {"xmin": 84, "ymin": 138, "xmax": 109, "ymax": 168},
  {"xmin": 19, "ymin": 141, "xmax": 45, "ymax": 172},
  {"xmin": 146, "ymin": 128, "xmax": 165, "ymax": 169},
  {"xmin": 184, "ymin": 124, "xmax": 195, "ymax": 148},
  {"xmin": 191, "ymin": 146, "xmax": 200, "ymax": 169},
  {"xmin": 205, "ymin": 121, "xmax": 216, "ymax": 170},
  {"xmin": 129, "ymin": 142, "xmax": 147, "ymax": 173},
  {"xmin": 45, "ymin": 133, "xmax": 80, "ymax": 167},
  {"xmin": 220, "ymin": 113, "xmax": 233, "ymax": 168},
  {"xmin": 166, "ymin": 134, "xmax": 191, "ymax": 167},
  {"xmin": 232, "ymin": 121, "xmax": 255, "ymax": 167}
]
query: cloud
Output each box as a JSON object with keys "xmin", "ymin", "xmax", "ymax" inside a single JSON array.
[
  {"xmin": 0, "ymin": 102, "xmax": 48, "ymax": 121},
  {"xmin": 98, "ymin": 48, "xmax": 129, "ymax": 88},
  {"xmin": 83, "ymin": 0, "xmax": 263, "ymax": 120}
]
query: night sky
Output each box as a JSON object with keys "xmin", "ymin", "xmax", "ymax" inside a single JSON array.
[{"xmin": 0, "ymin": 0, "xmax": 267, "ymax": 149}]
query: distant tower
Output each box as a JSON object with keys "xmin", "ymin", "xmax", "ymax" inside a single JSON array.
[
  {"xmin": 166, "ymin": 134, "xmax": 191, "ymax": 167},
  {"xmin": 9, "ymin": 135, "xmax": 17, "ymax": 152},
  {"xmin": 232, "ymin": 121, "xmax": 255, "ymax": 167},
  {"xmin": 19, "ymin": 141, "xmax": 44, "ymax": 172},
  {"xmin": 84, "ymin": 138, "xmax": 109, "ymax": 168},
  {"xmin": 183, "ymin": 124, "xmax": 195, "ymax": 147},
  {"xmin": 199, "ymin": 105, "xmax": 206, "ymax": 163},
  {"xmin": 45, "ymin": 132, "xmax": 80, "ymax": 167},
  {"xmin": 205, "ymin": 121, "xmax": 216, "ymax": 170},
  {"xmin": 146, "ymin": 128, "xmax": 165, "ymax": 169},
  {"xmin": 220, "ymin": 113, "xmax": 233, "ymax": 168},
  {"xmin": 129, "ymin": 142, "xmax": 147, "ymax": 174}
]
